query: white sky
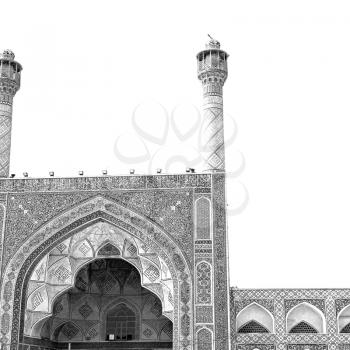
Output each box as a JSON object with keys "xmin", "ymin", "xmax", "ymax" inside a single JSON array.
[{"xmin": 2, "ymin": 0, "xmax": 350, "ymax": 288}]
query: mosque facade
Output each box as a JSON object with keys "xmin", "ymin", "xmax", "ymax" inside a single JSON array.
[{"xmin": 0, "ymin": 39, "xmax": 349, "ymax": 350}]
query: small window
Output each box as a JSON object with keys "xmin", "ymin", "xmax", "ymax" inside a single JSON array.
[
  {"xmin": 340, "ymin": 323, "xmax": 350, "ymax": 333},
  {"xmin": 106, "ymin": 304, "xmax": 136, "ymax": 340}
]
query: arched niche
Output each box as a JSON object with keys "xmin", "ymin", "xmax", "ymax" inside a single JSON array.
[
  {"xmin": 338, "ymin": 304, "xmax": 350, "ymax": 333},
  {"xmin": 105, "ymin": 303, "xmax": 138, "ymax": 341},
  {"xmin": 236, "ymin": 302, "xmax": 274, "ymax": 333},
  {"xmin": 52, "ymin": 321, "xmax": 84, "ymax": 342},
  {"xmin": 196, "ymin": 327, "xmax": 213, "ymax": 350},
  {"xmin": 36, "ymin": 258, "xmax": 172, "ymax": 344},
  {"xmin": 25, "ymin": 232, "xmax": 175, "ymax": 339},
  {"xmin": 286, "ymin": 302, "xmax": 326, "ymax": 333},
  {"xmin": 195, "ymin": 197, "xmax": 211, "ymax": 240},
  {"xmin": 0, "ymin": 196, "xmax": 192, "ymax": 350}
]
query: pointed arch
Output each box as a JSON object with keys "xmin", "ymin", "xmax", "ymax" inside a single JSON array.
[
  {"xmin": 97, "ymin": 242, "xmax": 121, "ymax": 256},
  {"xmin": 0, "ymin": 195, "xmax": 192, "ymax": 350},
  {"xmin": 286, "ymin": 302, "xmax": 326, "ymax": 333},
  {"xmin": 337, "ymin": 303, "xmax": 350, "ymax": 333},
  {"xmin": 195, "ymin": 197, "xmax": 212, "ymax": 240},
  {"xmin": 236, "ymin": 302, "xmax": 274, "ymax": 333},
  {"xmin": 52, "ymin": 321, "xmax": 83, "ymax": 342},
  {"xmin": 28, "ymin": 313, "xmax": 51, "ymax": 338},
  {"xmin": 105, "ymin": 302, "xmax": 139, "ymax": 341},
  {"xmin": 196, "ymin": 327, "xmax": 213, "ymax": 350},
  {"xmin": 47, "ymin": 253, "xmax": 163, "ymax": 323}
]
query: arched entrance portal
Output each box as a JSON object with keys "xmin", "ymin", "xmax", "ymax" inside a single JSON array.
[
  {"xmin": 28, "ymin": 258, "xmax": 173, "ymax": 348},
  {"xmin": 0, "ymin": 197, "xmax": 193, "ymax": 350}
]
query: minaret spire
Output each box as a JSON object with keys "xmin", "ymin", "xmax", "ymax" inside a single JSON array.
[
  {"xmin": 197, "ymin": 36, "xmax": 228, "ymax": 172},
  {"xmin": 0, "ymin": 49, "xmax": 22, "ymax": 177}
]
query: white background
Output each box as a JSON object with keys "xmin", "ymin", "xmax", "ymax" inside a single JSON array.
[{"xmin": 2, "ymin": 0, "xmax": 350, "ymax": 288}]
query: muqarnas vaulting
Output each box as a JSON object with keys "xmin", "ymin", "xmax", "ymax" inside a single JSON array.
[{"xmin": 0, "ymin": 38, "xmax": 348, "ymax": 350}]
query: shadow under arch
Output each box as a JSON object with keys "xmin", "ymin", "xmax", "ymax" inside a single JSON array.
[
  {"xmin": 43, "ymin": 258, "xmax": 170, "ymax": 343},
  {"xmin": 52, "ymin": 321, "xmax": 84, "ymax": 342},
  {"xmin": 28, "ymin": 255, "xmax": 174, "ymax": 339},
  {"xmin": 0, "ymin": 196, "xmax": 192, "ymax": 350},
  {"xmin": 104, "ymin": 302, "xmax": 139, "ymax": 341}
]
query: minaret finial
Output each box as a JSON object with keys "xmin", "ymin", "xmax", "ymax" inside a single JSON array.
[
  {"xmin": 0, "ymin": 49, "xmax": 15, "ymax": 61},
  {"xmin": 206, "ymin": 34, "xmax": 221, "ymax": 49}
]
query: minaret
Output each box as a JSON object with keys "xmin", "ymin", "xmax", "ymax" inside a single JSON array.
[
  {"xmin": 197, "ymin": 36, "xmax": 228, "ymax": 172},
  {"xmin": 0, "ymin": 50, "xmax": 22, "ymax": 177}
]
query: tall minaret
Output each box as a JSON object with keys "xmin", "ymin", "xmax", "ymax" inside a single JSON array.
[
  {"xmin": 197, "ymin": 36, "xmax": 228, "ymax": 172},
  {"xmin": 0, "ymin": 50, "xmax": 22, "ymax": 177}
]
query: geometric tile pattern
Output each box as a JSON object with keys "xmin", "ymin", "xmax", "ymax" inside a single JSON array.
[
  {"xmin": 127, "ymin": 243, "xmax": 137, "ymax": 256},
  {"xmin": 238, "ymin": 320, "xmax": 270, "ymax": 333},
  {"xmin": 4, "ymin": 192, "xmax": 192, "ymax": 349},
  {"xmin": 287, "ymin": 346, "xmax": 327, "ymax": 350},
  {"xmin": 76, "ymin": 276, "xmax": 88, "ymax": 291},
  {"xmin": 340, "ymin": 323, "xmax": 350, "ymax": 333},
  {"xmin": 232, "ymin": 288, "xmax": 350, "ymax": 349},
  {"xmin": 78, "ymin": 242, "xmax": 91, "ymax": 256},
  {"xmin": 289, "ymin": 321, "xmax": 318, "ymax": 334},
  {"xmin": 78, "ymin": 302, "xmax": 93, "ymax": 319},
  {"xmin": 196, "ymin": 262, "xmax": 211, "ymax": 304},
  {"xmin": 34, "ymin": 264, "xmax": 45, "ymax": 281},
  {"xmin": 53, "ymin": 265, "xmax": 71, "ymax": 283},
  {"xmin": 31, "ymin": 290, "xmax": 44, "ymax": 310},
  {"xmin": 196, "ymin": 198, "xmax": 211, "ymax": 239},
  {"xmin": 235, "ymin": 299, "xmax": 275, "ymax": 315},
  {"xmin": 162, "ymin": 321, "xmax": 173, "ymax": 339},
  {"xmin": 43, "ymin": 257, "xmax": 173, "ymax": 343},
  {"xmin": 144, "ymin": 265, "xmax": 160, "ymax": 282},
  {"xmin": 285, "ymin": 299, "xmax": 326, "ymax": 314},
  {"xmin": 335, "ymin": 299, "xmax": 350, "ymax": 316},
  {"xmin": 0, "ymin": 110, "xmax": 13, "ymax": 177},
  {"xmin": 143, "ymin": 328, "xmax": 153, "ymax": 338},
  {"xmin": 197, "ymin": 328, "xmax": 212, "ymax": 350},
  {"xmin": 168, "ymin": 292, "xmax": 173, "ymax": 305},
  {"xmin": 203, "ymin": 44, "xmax": 227, "ymax": 174},
  {"xmin": 196, "ymin": 305, "xmax": 213, "ymax": 323},
  {"xmin": 56, "ymin": 243, "xmax": 67, "ymax": 254},
  {"xmin": 97, "ymin": 243, "xmax": 121, "ymax": 256},
  {"xmin": 237, "ymin": 345, "xmax": 275, "ymax": 350},
  {"xmin": 102, "ymin": 274, "xmax": 116, "ymax": 294},
  {"xmin": 61, "ymin": 322, "xmax": 79, "ymax": 340},
  {"xmin": 86, "ymin": 327, "xmax": 98, "ymax": 339},
  {"xmin": 53, "ymin": 301, "xmax": 64, "ymax": 316},
  {"xmin": 150, "ymin": 299, "xmax": 162, "ymax": 318}
]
